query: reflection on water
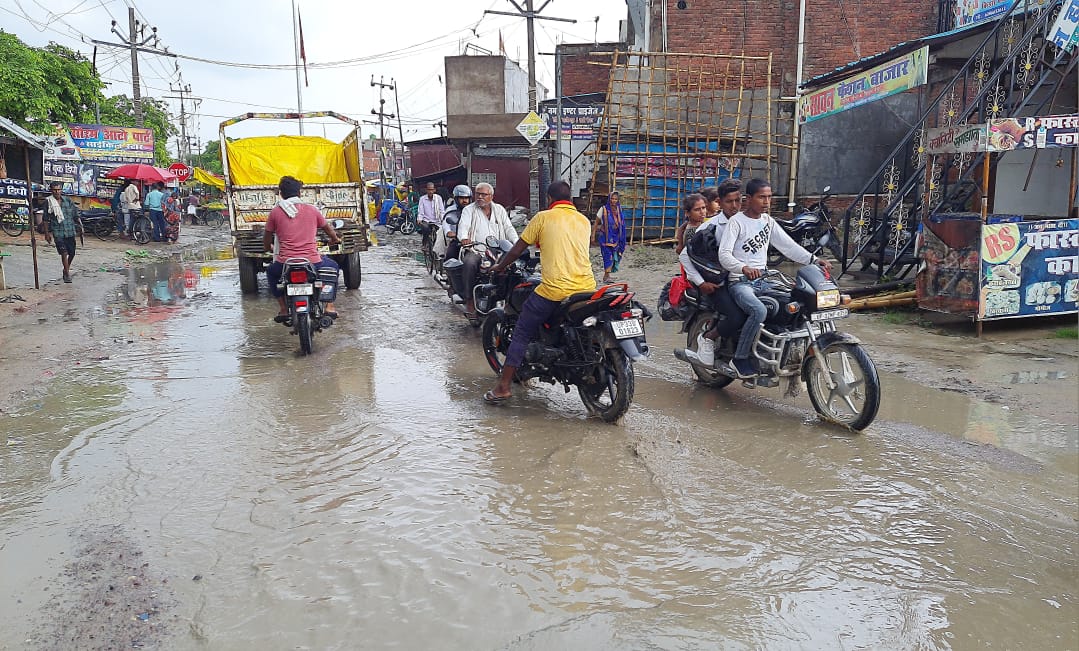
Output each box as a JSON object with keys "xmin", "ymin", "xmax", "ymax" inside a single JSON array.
[{"xmin": 0, "ymin": 248, "xmax": 1075, "ymax": 649}]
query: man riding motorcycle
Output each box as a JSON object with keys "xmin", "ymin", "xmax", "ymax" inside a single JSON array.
[
  {"xmin": 263, "ymin": 176, "xmax": 342, "ymax": 322},
  {"xmin": 434, "ymin": 184, "xmax": 472, "ymax": 261}
]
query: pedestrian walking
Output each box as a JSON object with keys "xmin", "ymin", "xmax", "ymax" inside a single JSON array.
[
  {"xmin": 144, "ymin": 182, "xmax": 166, "ymax": 242},
  {"xmin": 186, "ymin": 191, "xmax": 201, "ymax": 225},
  {"xmin": 120, "ymin": 179, "xmax": 140, "ymax": 238},
  {"xmin": 42, "ymin": 181, "xmax": 82, "ymax": 283},
  {"xmin": 593, "ymin": 190, "xmax": 626, "ymax": 284}
]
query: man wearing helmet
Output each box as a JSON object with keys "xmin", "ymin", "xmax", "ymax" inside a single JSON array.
[{"xmin": 435, "ymin": 184, "xmax": 473, "ymax": 261}]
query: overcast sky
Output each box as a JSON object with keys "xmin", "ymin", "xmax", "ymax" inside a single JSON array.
[{"xmin": 1, "ymin": 0, "xmax": 627, "ymax": 153}]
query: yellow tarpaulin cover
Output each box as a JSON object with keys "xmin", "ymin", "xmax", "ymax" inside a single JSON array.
[
  {"xmin": 192, "ymin": 166, "xmax": 225, "ymax": 190},
  {"xmin": 226, "ymin": 135, "xmax": 349, "ymax": 186}
]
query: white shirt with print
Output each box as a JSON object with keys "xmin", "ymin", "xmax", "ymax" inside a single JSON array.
[{"xmin": 717, "ymin": 211, "xmax": 814, "ymax": 279}]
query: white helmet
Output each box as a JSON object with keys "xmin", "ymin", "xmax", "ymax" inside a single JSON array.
[{"xmin": 452, "ymin": 184, "xmax": 472, "ymax": 198}]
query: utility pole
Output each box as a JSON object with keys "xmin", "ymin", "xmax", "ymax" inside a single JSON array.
[
  {"xmin": 164, "ymin": 83, "xmax": 201, "ymax": 164},
  {"xmin": 391, "ymin": 78, "xmax": 407, "ymax": 180},
  {"xmin": 485, "ymin": 1, "xmax": 575, "ymax": 212},
  {"xmin": 433, "ymin": 120, "xmax": 447, "ymax": 138},
  {"xmin": 371, "ymin": 76, "xmax": 396, "ymax": 188},
  {"xmin": 91, "ymin": 8, "xmax": 174, "ymax": 127}
]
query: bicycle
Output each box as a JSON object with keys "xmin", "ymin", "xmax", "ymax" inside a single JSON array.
[
  {"xmin": 419, "ymin": 221, "xmax": 437, "ymax": 274},
  {"xmin": 130, "ymin": 210, "xmax": 153, "ymax": 245},
  {"xmin": 196, "ymin": 205, "xmax": 226, "ymax": 228},
  {"xmin": 1, "ymin": 205, "xmax": 29, "ymax": 237}
]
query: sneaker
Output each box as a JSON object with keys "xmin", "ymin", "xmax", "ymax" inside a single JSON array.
[
  {"xmin": 684, "ymin": 334, "xmax": 715, "ymax": 366},
  {"xmin": 726, "ymin": 357, "xmax": 757, "ymax": 378}
]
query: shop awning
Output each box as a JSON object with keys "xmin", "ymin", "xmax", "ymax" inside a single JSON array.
[
  {"xmin": 0, "ymin": 116, "xmax": 46, "ymax": 149},
  {"xmin": 800, "ymin": 19, "xmax": 998, "ymax": 91}
]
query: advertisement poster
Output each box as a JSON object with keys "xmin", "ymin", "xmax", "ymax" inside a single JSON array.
[
  {"xmin": 0, "ymin": 178, "xmax": 45, "ymax": 204},
  {"xmin": 545, "ymin": 105, "xmax": 603, "ymax": 140},
  {"xmin": 614, "ymin": 155, "xmax": 738, "ymax": 180},
  {"xmin": 953, "ymin": 0, "xmax": 1011, "ymax": 28},
  {"xmin": 42, "ymin": 159, "xmax": 124, "ymax": 199},
  {"xmin": 43, "ymin": 123, "xmax": 154, "ymax": 164},
  {"xmin": 925, "ymin": 123, "xmax": 988, "ymax": 154},
  {"xmin": 979, "ymin": 219, "xmax": 1079, "ymax": 320},
  {"xmin": 1049, "ymin": 0, "xmax": 1079, "ymax": 51},
  {"xmin": 799, "ymin": 46, "xmax": 928, "ymax": 124},
  {"xmin": 987, "ymin": 115, "xmax": 1079, "ymax": 151}
]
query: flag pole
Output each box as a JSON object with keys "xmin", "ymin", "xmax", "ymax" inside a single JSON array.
[{"xmin": 291, "ymin": 0, "xmax": 304, "ymax": 135}]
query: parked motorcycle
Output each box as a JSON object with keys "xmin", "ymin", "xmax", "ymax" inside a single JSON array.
[
  {"xmin": 672, "ymin": 265, "xmax": 880, "ymax": 431},
  {"xmin": 385, "ymin": 203, "xmax": 416, "ymax": 235},
  {"xmin": 480, "ymin": 236, "xmax": 650, "ymax": 422},
  {"xmin": 769, "ymin": 185, "xmax": 842, "ymax": 266},
  {"xmin": 277, "ymin": 257, "xmax": 339, "ymax": 355}
]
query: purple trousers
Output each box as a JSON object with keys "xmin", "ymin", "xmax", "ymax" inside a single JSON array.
[{"xmin": 504, "ymin": 292, "xmax": 561, "ymax": 368}]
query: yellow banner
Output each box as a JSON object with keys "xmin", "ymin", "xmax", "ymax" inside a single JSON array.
[
  {"xmin": 191, "ymin": 166, "xmax": 225, "ymax": 190},
  {"xmin": 226, "ymin": 135, "xmax": 349, "ymax": 186}
]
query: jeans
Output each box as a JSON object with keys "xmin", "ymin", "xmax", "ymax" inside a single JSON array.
[
  {"xmin": 149, "ymin": 209, "xmax": 166, "ymax": 241},
  {"xmin": 504, "ymin": 292, "xmax": 561, "ymax": 368},
  {"xmin": 728, "ymin": 278, "xmax": 769, "ymax": 360}
]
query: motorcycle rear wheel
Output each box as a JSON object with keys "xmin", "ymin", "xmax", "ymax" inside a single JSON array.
[
  {"xmin": 296, "ymin": 312, "xmax": 314, "ymax": 356},
  {"xmin": 578, "ymin": 348, "xmax": 634, "ymax": 423},
  {"xmin": 687, "ymin": 313, "xmax": 734, "ymax": 388},
  {"xmin": 400, "ymin": 218, "xmax": 416, "ymax": 235},
  {"xmin": 481, "ymin": 309, "xmax": 512, "ymax": 375},
  {"xmin": 805, "ymin": 342, "xmax": 880, "ymax": 431}
]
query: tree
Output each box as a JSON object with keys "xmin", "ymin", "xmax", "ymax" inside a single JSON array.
[
  {"xmin": 195, "ymin": 139, "xmax": 223, "ymax": 175},
  {"xmin": 98, "ymin": 95, "xmax": 177, "ymax": 166},
  {"xmin": 0, "ymin": 32, "xmax": 104, "ymax": 133}
]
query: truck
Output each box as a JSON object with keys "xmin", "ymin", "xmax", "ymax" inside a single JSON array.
[{"xmin": 219, "ymin": 111, "xmax": 371, "ymax": 294}]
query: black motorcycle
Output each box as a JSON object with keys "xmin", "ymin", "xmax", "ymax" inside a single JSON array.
[
  {"xmin": 769, "ymin": 185, "xmax": 842, "ymax": 265},
  {"xmin": 385, "ymin": 203, "xmax": 416, "ymax": 234},
  {"xmin": 277, "ymin": 257, "xmax": 338, "ymax": 355},
  {"xmin": 480, "ymin": 237, "xmax": 650, "ymax": 422},
  {"xmin": 672, "ymin": 265, "xmax": 880, "ymax": 431}
]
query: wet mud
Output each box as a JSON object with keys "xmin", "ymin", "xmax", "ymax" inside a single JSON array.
[{"xmin": 1, "ymin": 233, "xmax": 1076, "ymax": 649}]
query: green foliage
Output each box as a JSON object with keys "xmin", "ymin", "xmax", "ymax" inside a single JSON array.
[
  {"xmin": 1052, "ymin": 326, "xmax": 1078, "ymax": 339},
  {"xmin": 0, "ymin": 32, "xmax": 104, "ymax": 133},
  {"xmin": 195, "ymin": 139, "xmax": 223, "ymax": 175},
  {"xmin": 98, "ymin": 95, "xmax": 177, "ymax": 166}
]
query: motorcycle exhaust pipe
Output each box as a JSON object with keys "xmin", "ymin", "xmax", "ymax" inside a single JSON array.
[{"xmin": 319, "ymin": 315, "xmax": 334, "ymax": 329}]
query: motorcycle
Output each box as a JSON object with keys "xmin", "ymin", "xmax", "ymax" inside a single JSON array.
[
  {"xmin": 769, "ymin": 185, "xmax": 843, "ymax": 266},
  {"xmin": 385, "ymin": 202, "xmax": 416, "ymax": 235},
  {"xmin": 672, "ymin": 265, "xmax": 881, "ymax": 431},
  {"xmin": 277, "ymin": 257, "xmax": 339, "ymax": 355},
  {"xmin": 443, "ymin": 240, "xmax": 502, "ymax": 326},
  {"xmin": 480, "ymin": 236, "xmax": 650, "ymax": 422}
]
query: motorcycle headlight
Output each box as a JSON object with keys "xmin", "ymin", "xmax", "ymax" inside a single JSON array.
[{"xmin": 816, "ymin": 289, "xmax": 841, "ymax": 309}]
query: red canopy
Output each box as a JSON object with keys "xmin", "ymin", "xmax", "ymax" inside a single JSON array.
[{"xmin": 104, "ymin": 164, "xmax": 177, "ymax": 183}]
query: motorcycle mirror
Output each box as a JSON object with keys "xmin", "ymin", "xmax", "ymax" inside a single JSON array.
[
  {"xmin": 498, "ymin": 238, "xmax": 513, "ymax": 251},
  {"xmin": 822, "ymin": 185, "xmax": 832, "ymax": 193},
  {"xmin": 485, "ymin": 235, "xmax": 500, "ymax": 248}
]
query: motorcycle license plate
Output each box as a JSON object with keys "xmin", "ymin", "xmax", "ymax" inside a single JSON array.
[
  {"xmin": 810, "ymin": 307, "xmax": 849, "ymax": 322},
  {"xmin": 286, "ymin": 283, "xmax": 314, "ymax": 296},
  {"xmin": 611, "ymin": 318, "xmax": 644, "ymax": 339}
]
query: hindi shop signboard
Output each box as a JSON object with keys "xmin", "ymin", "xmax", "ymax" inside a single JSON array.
[
  {"xmin": 44, "ymin": 123, "xmax": 155, "ymax": 164},
  {"xmin": 545, "ymin": 105, "xmax": 603, "ymax": 140},
  {"xmin": 987, "ymin": 115, "xmax": 1079, "ymax": 151},
  {"xmin": 979, "ymin": 219, "xmax": 1079, "ymax": 320},
  {"xmin": 954, "ymin": 0, "xmax": 1011, "ymax": 28},
  {"xmin": 1049, "ymin": 0, "xmax": 1079, "ymax": 51},
  {"xmin": 799, "ymin": 46, "xmax": 929, "ymax": 125},
  {"xmin": 925, "ymin": 123, "xmax": 988, "ymax": 154}
]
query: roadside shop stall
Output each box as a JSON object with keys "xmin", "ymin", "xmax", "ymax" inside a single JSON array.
[
  {"xmin": 917, "ymin": 115, "xmax": 1079, "ymax": 332},
  {"xmin": 42, "ymin": 123, "xmax": 156, "ymax": 210}
]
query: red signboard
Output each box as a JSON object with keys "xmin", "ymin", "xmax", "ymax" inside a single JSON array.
[{"xmin": 169, "ymin": 162, "xmax": 192, "ymax": 182}]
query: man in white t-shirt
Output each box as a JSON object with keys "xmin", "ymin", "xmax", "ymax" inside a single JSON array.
[
  {"xmin": 456, "ymin": 182, "xmax": 518, "ymax": 318},
  {"xmin": 716, "ymin": 178, "xmax": 832, "ymax": 378}
]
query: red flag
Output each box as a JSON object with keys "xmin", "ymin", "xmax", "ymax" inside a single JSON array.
[{"xmin": 298, "ymin": 7, "xmax": 309, "ymax": 87}]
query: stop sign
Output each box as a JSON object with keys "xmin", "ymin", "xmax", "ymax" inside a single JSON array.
[{"xmin": 169, "ymin": 162, "xmax": 192, "ymax": 182}]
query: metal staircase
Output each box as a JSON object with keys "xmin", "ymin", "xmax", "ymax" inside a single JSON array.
[{"xmin": 838, "ymin": 0, "xmax": 1076, "ymax": 279}]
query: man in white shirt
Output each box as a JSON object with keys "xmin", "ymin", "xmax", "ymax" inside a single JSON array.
[
  {"xmin": 416, "ymin": 182, "xmax": 444, "ymax": 234},
  {"xmin": 680, "ymin": 179, "xmax": 741, "ymax": 366},
  {"xmin": 457, "ymin": 182, "xmax": 518, "ymax": 317},
  {"xmin": 717, "ymin": 178, "xmax": 831, "ymax": 378},
  {"xmin": 120, "ymin": 180, "xmax": 140, "ymax": 238}
]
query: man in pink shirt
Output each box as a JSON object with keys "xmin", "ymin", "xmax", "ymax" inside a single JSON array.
[{"xmin": 263, "ymin": 176, "xmax": 342, "ymax": 321}]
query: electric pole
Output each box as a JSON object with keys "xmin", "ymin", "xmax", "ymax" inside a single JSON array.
[
  {"xmin": 91, "ymin": 7, "xmax": 175, "ymax": 127},
  {"xmin": 164, "ymin": 83, "xmax": 201, "ymax": 164},
  {"xmin": 485, "ymin": 1, "xmax": 575, "ymax": 212},
  {"xmin": 371, "ymin": 76, "xmax": 396, "ymax": 188},
  {"xmin": 433, "ymin": 120, "xmax": 447, "ymax": 138}
]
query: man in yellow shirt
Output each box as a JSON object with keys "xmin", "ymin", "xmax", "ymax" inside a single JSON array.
[{"xmin": 483, "ymin": 180, "xmax": 596, "ymax": 403}]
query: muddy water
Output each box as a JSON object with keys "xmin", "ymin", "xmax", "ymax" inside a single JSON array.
[{"xmin": 1, "ymin": 245, "xmax": 1076, "ymax": 649}]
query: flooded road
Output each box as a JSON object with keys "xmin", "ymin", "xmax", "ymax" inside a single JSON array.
[{"xmin": 1, "ymin": 244, "xmax": 1076, "ymax": 649}]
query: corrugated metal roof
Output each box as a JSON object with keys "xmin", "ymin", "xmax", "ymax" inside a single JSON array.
[
  {"xmin": 800, "ymin": 19, "xmax": 997, "ymax": 91},
  {"xmin": 0, "ymin": 116, "xmax": 46, "ymax": 149}
]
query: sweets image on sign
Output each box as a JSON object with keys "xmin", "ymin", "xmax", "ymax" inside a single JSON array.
[
  {"xmin": 1065, "ymin": 279, "xmax": 1078, "ymax": 303},
  {"xmin": 986, "ymin": 263, "xmax": 1021, "ymax": 289},
  {"xmin": 983, "ymin": 289, "xmax": 1021, "ymax": 317},
  {"xmin": 1025, "ymin": 281, "xmax": 1061, "ymax": 306}
]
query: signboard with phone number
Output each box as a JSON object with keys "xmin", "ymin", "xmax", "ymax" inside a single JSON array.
[{"xmin": 979, "ymin": 219, "xmax": 1079, "ymax": 320}]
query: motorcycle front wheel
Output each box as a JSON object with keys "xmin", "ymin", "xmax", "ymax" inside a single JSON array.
[
  {"xmin": 296, "ymin": 312, "xmax": 314, "ymax": 356},
  {"xmin": 481, "ymin": 309, "xmax": 512, "ymax": 374},
  {"xmin": 804, "ymin": 342, "xmax": 880, "ymax": 431},
  {"xmin": 578, "ymin": 348, "xmax": 634, "ymax": 423},
  {"xmin": 400, "ymin": 218, "xmax": 416, "ymax": 235}
]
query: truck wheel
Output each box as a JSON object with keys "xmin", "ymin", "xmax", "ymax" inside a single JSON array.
[
  {"xmin": 239, "ymin": 257, "xmax": 260, "ymax": 294},
  {"xmin": 342, "ymin": 251, "xmax": 361, "ymax": 289}
]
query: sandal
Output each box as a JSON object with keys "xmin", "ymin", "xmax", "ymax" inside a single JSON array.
[
  {"xmin": 273, "ymin": 314, "xmax": 292, "ymax": 324},
  {"xmin": 483, "ymin": 390, "xmax": 510, "ymax": 405},
  {"xmin": 324, "ymin": 311, "xmax": 339, "ymax": 320}
]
